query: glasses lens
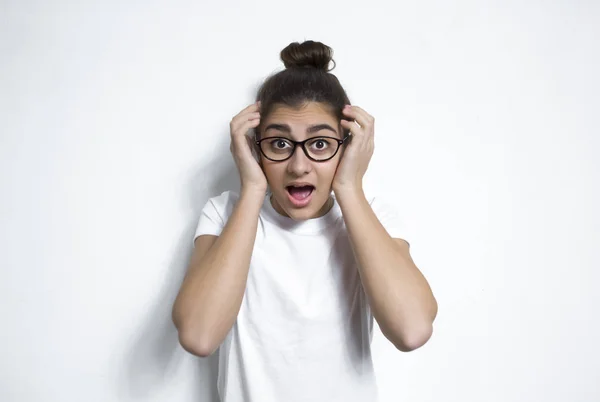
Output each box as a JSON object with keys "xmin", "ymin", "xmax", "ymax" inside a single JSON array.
[
  {"xmin": 305, "ymin": 137, "xmax": 339, "ymax": 160},
  {"xmin": 261, "ymin": 138, "xmax": 294, "ymax": 161}
]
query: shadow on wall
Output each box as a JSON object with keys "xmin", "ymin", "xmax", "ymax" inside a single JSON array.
[{"xmin": 118, "ymin": 127, "xmax": 243, "ymax": 401}]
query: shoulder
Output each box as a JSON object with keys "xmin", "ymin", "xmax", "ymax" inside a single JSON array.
[
  {"xmin": 202, "ymin": 190, "xmax": 241, "ymax": 220},
  {"xmin": 363, "ymin": 192, "xmax": 411, "ymax": 243},
  {"xmin": 332, "ymin": 191, "xmax": 399, "ymax": 218},
  {"xmin": 208, "ymin": 190, "xmax": 240, "ymax": 207},
  {"xmin": 194, "ymin": 190, "xmax": 243, "ymax": 241}
]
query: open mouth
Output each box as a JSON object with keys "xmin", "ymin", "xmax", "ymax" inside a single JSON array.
[{"xmin": 286, "ymin": 185, "xmax": 315, "ymax": 205}]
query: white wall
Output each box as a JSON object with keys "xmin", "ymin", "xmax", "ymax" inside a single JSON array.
[{"xmin": 1, "ymin": 1, "xmax": 599, "ymax": 401}]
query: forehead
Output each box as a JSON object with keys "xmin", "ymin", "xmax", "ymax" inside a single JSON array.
[{"xmin": 265, "ymin": 102, "xmax": 337, "ymax": 124}]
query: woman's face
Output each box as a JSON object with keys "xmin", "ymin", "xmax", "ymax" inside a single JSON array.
[{"xmin": 258, "ymin": 101, "xmax": 344, "ymax": 220}]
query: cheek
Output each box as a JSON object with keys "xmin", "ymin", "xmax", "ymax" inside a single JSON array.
[
  {"xmin": 261, "ymin": 161, "xmax": 284, "ymax": 182},
  {"xmin": 317, "ymin": 162, "xmax": 339, "ymax": 181}
]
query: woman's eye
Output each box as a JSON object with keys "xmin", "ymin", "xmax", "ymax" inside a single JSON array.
[
  {"xmin": 310, "ymin": 139, "xmax": 329, "ymax": 150},
  {"xmin": 271, "ymin": 139, "xmax": 289, "ymax": 149}
]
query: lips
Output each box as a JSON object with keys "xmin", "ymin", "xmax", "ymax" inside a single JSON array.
[{"xmin": 286, "ymin": 182, "xmax": 315, "ymax": 189}]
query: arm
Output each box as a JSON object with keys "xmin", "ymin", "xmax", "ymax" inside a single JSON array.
[
  {"xmin": 336, "ymin": 188, "xmax": 438, "ymax": 352},
  {"xmin": 334, "ymin": 104, "xmax": 437, "ymax": 352},
  {"xmin": 172, "ymin": 189, "xmax": 265, "ymax": 357}
]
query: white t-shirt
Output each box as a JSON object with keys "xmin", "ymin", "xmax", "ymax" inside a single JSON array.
[{"xmin": 193, "ymin": 190, "xmax": 409, "ymax": 402}]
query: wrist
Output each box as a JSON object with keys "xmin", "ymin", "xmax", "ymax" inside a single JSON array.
[
  {"xmin": 333, "ymin": 184, "xmax": 364, "ymax": 199},
  {"xmin": 240, "ymin": 185, "xmax": 267, "ymax": 200}
]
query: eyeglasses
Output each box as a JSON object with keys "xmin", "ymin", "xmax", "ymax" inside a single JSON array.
[{"xmin": 255, "ymin": 134, "xmax": 351, "ymax": 162}]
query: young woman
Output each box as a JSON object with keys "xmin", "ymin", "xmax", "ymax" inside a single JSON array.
[{"xmin": 172, "ymin": 40, "xmax": 437, "ymax": 402}]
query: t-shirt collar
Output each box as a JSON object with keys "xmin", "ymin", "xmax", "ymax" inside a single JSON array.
[{"xmin": 262, "ymin": 192, "xmax": 342, "ymax": 234}]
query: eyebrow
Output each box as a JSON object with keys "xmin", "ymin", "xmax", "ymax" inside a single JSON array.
[{"xmin": 264, "ymin": 123, "xmax": 338, "ymax": 136}]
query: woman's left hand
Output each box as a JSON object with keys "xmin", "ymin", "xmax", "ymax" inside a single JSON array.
[{"xmin": 332, "ymin": 105, "xmax": 375, "ymax": 194}]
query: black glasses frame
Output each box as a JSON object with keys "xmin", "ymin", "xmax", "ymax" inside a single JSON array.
[{"xmin": 255, "ymin": 134, "xmax": 351, "ymax": 162}]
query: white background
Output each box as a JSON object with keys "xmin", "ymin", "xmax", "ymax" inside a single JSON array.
[{"xmin": 1, "ymin": 1, "xmax": 599, "ymax": 401}]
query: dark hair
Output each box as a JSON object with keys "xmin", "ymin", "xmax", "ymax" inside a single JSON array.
[{"xmin": 254, "ymin": 40, "xmax": 351, "ymax": 140}]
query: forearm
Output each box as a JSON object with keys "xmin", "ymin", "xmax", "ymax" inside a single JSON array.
[
  {"xmin": 336, "ymin": 188, "xmax": 437, "ymax": 351},
  {"xmin": 173, "ymin": 189, "xmax": 264, "ymax": 355}
]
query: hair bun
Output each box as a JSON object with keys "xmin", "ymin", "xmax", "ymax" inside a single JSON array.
[{"xmin": 280, "ymin": 40, "xmax": 335, "ymax": 72}]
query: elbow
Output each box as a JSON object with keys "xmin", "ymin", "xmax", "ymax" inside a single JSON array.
[
  {"xmin": 390, "ymin": 324, "xmax": 434, "ymax": 353},
  {"xmin": 172, "ymin": 307, "xmax": 218, "ymax": 357},
  {"xmin": 177, "ymin": 327, "xmax": 219, "ymax": 357}
]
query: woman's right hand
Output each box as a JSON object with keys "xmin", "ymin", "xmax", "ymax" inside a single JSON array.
[{"xmin": 229, "ymin": 101, "xmax": 267, "ymax": 194}]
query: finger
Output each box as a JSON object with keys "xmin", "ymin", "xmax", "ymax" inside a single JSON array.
[
  {"xmin": 231, "ymin": 106, "xmax": 260, "ymax": 128},
  {"xmin": 341, "ymin": 107, "xmax": 370, "ymax": 129},
  {"xmin": 231, "ymin": 112, "xmax": 261, "ymax": 135},
  {"xmin": 230, "ymin": 102, "xmax": 261, "ymax": 126},
  {"xmin": 240, "ymin": 101, "xmax": 261, "ymax": 114},
  {"xmin": 340, "ymin": 119, "xmax": 364, "ymax": 137},
  {"xmin": 347, "ymin": 105, "xmax": 374, "ymax": 124},
  {"xmin": 231, "ymin": 110, "xmax": 260, "ymax": 126},
  {"xmin": 232, "ymin": 119, "xmax": 261, "ymax": 146},
  {"xmin": 342, "ymin": 105, "xmax": 374, "ymax": 129}
]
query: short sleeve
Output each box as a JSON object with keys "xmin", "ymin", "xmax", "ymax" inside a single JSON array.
[
  {"xmin": 193, "ymin": 190, "xmax": 238, "ymax": 246},
  {"xmin": 369, "ymin": 196, "xmax": 411, "ymax": 247}
]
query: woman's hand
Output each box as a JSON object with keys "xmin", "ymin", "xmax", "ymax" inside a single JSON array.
[
  {"xmin": 229, "ymin": 101, "xmax": 267, "ymax": 194},
  {"xmin": 332, "ymin": 105, "xmax": 375, "ymax": 194}
]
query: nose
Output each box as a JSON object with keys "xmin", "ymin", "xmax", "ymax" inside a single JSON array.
[{"xmin": 286, "ymin": 144, "xmax": 312, "ymax": 176}]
